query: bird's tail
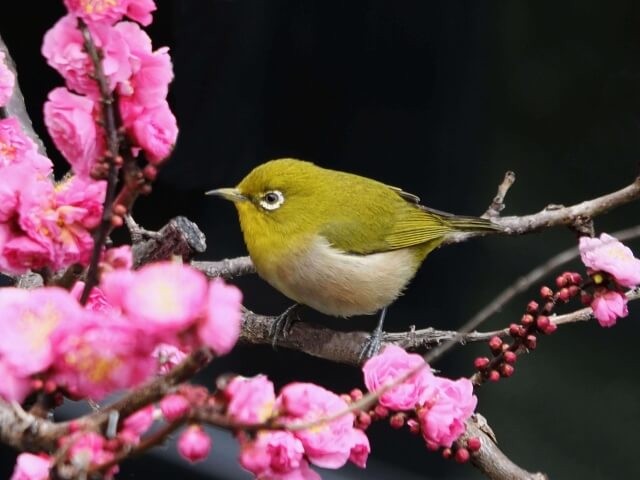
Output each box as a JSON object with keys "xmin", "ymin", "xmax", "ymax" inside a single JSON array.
[{"xmin": 445, "ymin": 214, "xmax": 503, "ymax": 233}]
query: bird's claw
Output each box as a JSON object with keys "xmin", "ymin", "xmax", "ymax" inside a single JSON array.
[
  {"xmin": 269, "ymin": 304, "xmax": 301, "ymax": 349},
  {"xmin": 358, "ymin": 326, "xmax": 384, "ymax": 361}
]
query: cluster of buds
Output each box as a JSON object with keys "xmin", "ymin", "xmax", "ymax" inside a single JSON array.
[{"xmin": 474, "ymin": 271, "xmax": 583, "ymax": 383}]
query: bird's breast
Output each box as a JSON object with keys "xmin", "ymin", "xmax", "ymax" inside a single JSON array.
[{"xmin": 253, "ymin": 235, "xmax": 420, "ymax": 317}]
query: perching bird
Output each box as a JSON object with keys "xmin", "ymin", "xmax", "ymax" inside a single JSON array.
[{"xmin": 207, "ymin": 159, "xmax": 500, "ymax": 356}]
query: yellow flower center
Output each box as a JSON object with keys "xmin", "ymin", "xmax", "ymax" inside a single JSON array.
[{"xmin": 80, "ymin": 0, "xmax": 118, "ymax": 14}]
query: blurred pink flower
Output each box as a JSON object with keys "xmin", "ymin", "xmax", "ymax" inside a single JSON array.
[
  {"xmin": 68, "ymin": 432, "xmax": 114, "ymax": 470},
  {"xmin": 64, "ymin": 0, "xmax": 156, "ymax": 26},
  {"xmin": 159, "ymin": 393, "xmax": 190, "ymax": 421},
  {"xmin": 70, "ymin": 282, "xmax": 113, "ymax": 313},
  {"xmin": 101, "ymin": 245, "xmax": 133, "ymax": 271},
  {"xmin": 103, "ymin": 262, "xmax": 208, "ymax": 335},
  {"xmin": 10, "ymin": 453, "xmax": 51, "ymax": 480},
  {"xmin": 225, "ymin": 375, "xmax": 275, "ymax": 424},
  {"xmin": 277, "ymin": 383, "xmax": 361, "ymax": 469},
  {"xmin": 0, "ymin": 358, "xmax": 32, "ymax": 403},
  {"xmin": 197, "ymin": 278, "xmax": 243, "ymax": 355},
  {"xmin": 152, "ymin": 343, "xmax": 188, "ymax": 374},
  {"xmin": 177, "ymin": 425, "xmax": 211, "ymax": 463},
  {"xmin": 363, "ymin": 344, "xmax": 435, "ymax": 411},
  {"xmin": 130, "ymin": 100, "xmax": 178, "ymax": 164},
  {"xmin": 348, "ymin": 428, "xmax": 370, "ymax": 468},
  {"xmin": 419, "ymin": 377, "xmax": 477, "ymax": 448},
  {"xmin": 239, "ymin": 431, "xmax": 319, "ymax": 480},
  {"xmin": 51, "ymin": 314, "xmax": 156, "ymax": 399},
  {"xmin": 42, "ymin": 15, "xmax": 132, "ymax": 97},
  {"xmin": 44, "ymin": 87, "xmax": 100, "ymax": 178},
  {"xmin": 591, "ymin": 289, "xmax": 628, "ymax": 327},
  {"xmin": 0, "ymin": 51, "xmax": 15, "ymax": 108},
  {"xmin": 120, "ymin": 405, "xmax": 156, "ymax": 443},
  {"xmin": 0, "ymin": 287, "xmax": 83, "ymax": 376},
  {"xmin": 580, "ymin": 233, "xmax": 640, "ymax": 288}
]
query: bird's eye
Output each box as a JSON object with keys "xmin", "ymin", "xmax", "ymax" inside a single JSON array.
[{"xmin": 259, "ymin": 190, "xmax": 285, "ymax": 211}]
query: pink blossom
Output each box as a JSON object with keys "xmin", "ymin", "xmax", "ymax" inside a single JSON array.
[
  {"xmin": 591, "ymin": 290, "xmax": 628, "ymax": 327},
  {"xmin": 363, "ymin": 344, "xmax": 435, "ymax": 411},
  {"xmin": 277, "ymin": 383, "xmax": 358, "ymax": 469},
  {"xmin": 51, "ymin": 315, "xmax": 156, "ymax": 399},
  {"xmin": 177, "ymin": 425, "xmax": 211, "ymax": 463},
  {"xmin": 579, "ymin": 233, "xmax": 640, "ymax": 287},
  {"xmin": 348, "ymin": 429, "xmax": 370, "ymax": 468},
  {"xmin": 239, "ymin": 431, "xmax": 321, "ymax": 480},
  {"xmin": 0, "ymin": 358, "xmax": 32, "ymax": 403},
  {"xmin": 152, "ymin": 343, "xmax": 188, "ymax": 374},
  {"xmin": 42, "ymin": 15, "xmax": 132, "ymax": 97},
  {"xmin": 419, "ymin": 377, "xmax": 477, "ymax": 448},
  {"xmin": 0, "ymin": 51, "xmax": 15, "ymax": 108},
  {"xmin": 102, "ymin": 245, "xmax": 133, "ymax": 271},
  {"xmin": 225, "ymin": 375, "xmax": 275, "ymax": 424},
  {"xmin": 70, "ymin": 282, "xmax": 113, "ymax": 313},
  {"xmin": 130, "ymin": 101, "xmax": 178, "ymax": 164},
  {"xmin": 0, "ymin": 118, "xmax": 52, "ymax": 171},
  {"xmin": 10, "ymin": 453, "xmax": 51, "ymax": 480},
  {"xmin": 2, "ymin": 234, "xmax": 53, "ymax": 273},
  {"xmin": 197, "ymin": 278, "xmax": 243, "ymax": 355},
  {"xmin": 103, "ymin": 262, "xmax": 208, "ymax": 335},
  {"xmin": 120, "ymin": 405, "xmax": 156, "ymax": 443},
  {"xmin": 64, "ymin": 0, "xmax": 156, "ymax": 26},
  {"xmin": 68, "ymin": 432, "xmax": 114, "ymax": 470},
  {"xmin": 159, "ymin": 394, "xmax": 190, "ymax": 421},
  {"xmin": 0, "ymin": 287, "xmax": 83, "ymax": 376},
  {"xmin": 44, "ymin": 87, "xmax": 100, "ymax": 178}
]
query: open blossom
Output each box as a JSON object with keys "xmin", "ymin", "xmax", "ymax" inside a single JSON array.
[
  {"xmin": 44, "ymin": 87, "xmax": 100, "ymax": 178},
  {"xmin": 277, "ymin": 383, "xmax": 367, "ymax": 470},
  {"xmin": 225, "ymin": 375, "xmax": 275, "ymax": 424},
  {"xmin": 64, "ymin": 0, "xmax": 156, "ymax": 26},
  {"xmin": 579, "ymin": 233, "xmax": 640, "ymax": 287},
  {"xmin": 130, "ymin": 100, "xmax": 178, "ymax": 164},
  {"xmin": 363, "ymin": 344, "xmax": 435, "ymax": 411},
  {"xmin": 42, "ymin": 15, "xmax": 132, "ymax": 97},
  {"xmin": 68, "ymin": 432, "xmax": 115, "ymax": 471},
  {"xmin": 591, "ymin": 290, "xmax": 628, "ymax": 327},
  {"xmin": 0, "ymin": 287, "xmax": 83, "ymax": 376},
  {"xmin": 102, "ymin": 262, "xmax": 208, "ymax": 335},
  {"xmin": 0, "ymin": 118, "xmax": 52, "ymax": 171},
  {"xmin": 419, "ymin": 377, "xmax": 477, "ymax": 449},
  {"xmin": 152, "ymin": 343, "xmax": 187, "ymax": 374},
  {"xmin": 239, "ymin": 431, "xmax": 320, "ymax": 480},
  {"xmin": 177, "ymin": 425, "xmax": 211, "ymax": 463},
  {"xmin": 10, "ymin": 453, "xmax": 51, "ymax": 480},
  {"xmin": 197, "ymin": 278, "xmax": 243, "ymax": 355},
  {"xmin": 51, "ymin": 314, "xmax": 156, "ymax": 399},
  {"xmin": 0, "ymin": 50, "xmax": 15, "ymax": 108}
]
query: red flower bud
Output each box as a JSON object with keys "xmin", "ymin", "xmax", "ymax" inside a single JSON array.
[
  {"xmin": 357, "ymin": 412, "xmax": 372, "ymax": 430},
  {"xmin": 407, "ymin": 419, "xmax": 420, "ymax": 435},
  {"xmin": 525, "ymin": 335, "xmax": 537, "ymax": 350},
  {"xmin": 44, "ymin": 380, "xmax": 57, "ymax": 394},
  {"xmin": 487, "ymin": 370, "xmax": 500, "ymax": 382},
  {"xmin": 389, "ymin": 413, "xmax": 405, "ymax": 429},
  {"xmin": 467, "ymin": 437, "xmax": 481, "ymax": 452},
  {"xmin": 350, "ymin": 388, "xmax": 364, "ymax": 401},
  {"xmin": 488, "ymin": 336, "xmax": 503, "ymax": 352},
  {"xmin": 509, "ymin": 323, "xmax": 520, "ymax": 337},
  {"xmin": 526, "ymin": 301, "xmax": 539, "ymax": 313},
  {"xmin": 543, "ymin": 322, "xmax": 558, "ymax": 335},
  {"xmin": 521, "ymin": 314, "xmax": 534, "ymax": 326},
  {"xmin": 540, "ymin": 286, "xmax": 553, "ymax": 299},
  {"xmin": 474, "ymin": 357, "xmax": 490, "ymax": 369},
  {"xmin": 503, "ymin": 351, "xmax": 517, "ymax": 364},
  {"xmin": 581, "ymin": 292, "xmax": 593, "ymax": 306},
  {"xmin": 455, "ymin": 448, "xmax": 471, "ymax": 463},
  {"xmin": 568, "ymin": 285, "xmax": 579, "ymax": 297},
  {"xmin": 558, "ymin": 288, "xmax": 570, "ymax": 302},
  {"xmin": 536, "ymin": 315, "xmax": 550, "ymax": 330},
  {"xmin": 442, "ymin": 448, "xmax": 453, "ymax": 460},
  {"xmin": 374, "ymin": 405, "xmax": 389, "ymax": 419},
  {"xmin": 500, "ymin": 364, "xmax": 515, "ymax": 377},
  {"xmin": 555, "ymin": 275, "xmax": 567, "ymax": 288},
  {"xmin": 570, "ymin": 273, "xmax": 583, "ymax": 284}
]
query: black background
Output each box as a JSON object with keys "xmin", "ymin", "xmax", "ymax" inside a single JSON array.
[{"xmin": 2, "ymin": 1, "xmax": 640, "ymax": 478}]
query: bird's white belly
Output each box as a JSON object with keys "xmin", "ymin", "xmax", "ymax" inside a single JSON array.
[{"xmin": 260, "ymin": 236, "xmax": 419, "ymax": 317}]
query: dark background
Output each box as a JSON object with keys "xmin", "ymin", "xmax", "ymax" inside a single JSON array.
[{"xmin": 2, "ymin": 1, "xmax": 640, "ymax": 478}]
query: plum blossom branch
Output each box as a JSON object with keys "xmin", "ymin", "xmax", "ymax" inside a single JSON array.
[{"xmin": 78, "ymin": 19, "xmax": 122, "ymax": 304}]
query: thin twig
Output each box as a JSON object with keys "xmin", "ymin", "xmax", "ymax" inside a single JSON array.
[
  {"xmin": 483, "ymin": 171, "xmax": 516, "ymax": 218},
  {"xmin": 78, "ymin": 19, "xmax": 121, "ymax": 305}
]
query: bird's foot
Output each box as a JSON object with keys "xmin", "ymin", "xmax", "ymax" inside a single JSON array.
[
  {"xmin": 270, "ymin": 303, "xmax": 302, "ymax": 349},
  {"xmin": 358, "ymin": 307, "xmax": 388, "ymax": 361}
]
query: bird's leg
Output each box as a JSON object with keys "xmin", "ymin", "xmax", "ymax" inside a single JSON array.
[
  {"xmin": 270, "ymin": 303, "xmax": 303, "ymax": 349},
  {"xmin": 359, "ymin": 307, "xmax": 388, "ymax": 361}
]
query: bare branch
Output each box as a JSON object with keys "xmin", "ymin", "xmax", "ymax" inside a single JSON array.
[
  {"xmin": 483, "ymin": 171, "xmax": 516, "ymax": 218},
  {"xmin": 192, "ymin": 256, "xmax": 255, "ymax": 279}
]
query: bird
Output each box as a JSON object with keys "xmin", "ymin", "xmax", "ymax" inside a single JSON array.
[{"xmin": 207, "ymin": 158, "xmax": 501, "ymax": 357}]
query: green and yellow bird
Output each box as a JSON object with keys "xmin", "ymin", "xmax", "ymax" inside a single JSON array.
[{"xmin": 208, "ymin": 159, "xmax": 500, "ymax": 354}]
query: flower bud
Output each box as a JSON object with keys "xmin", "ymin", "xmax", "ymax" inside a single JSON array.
[
  {"xmin": 568, "ymin": 285, "xmax": 579, "ymax": 297},
  {"xmin": 581, "ymin": 292, "xmax": 593, "ymax": 306},
  {"xmin": 455, "ymin": 448, "xmax": 470, "ymax": 463},
  {"xmin": 543, "ymin": 322, "xmax": 557, "ymax": 335},
  {"xmin": 503, "ymin": 351, "xmax": 517, "ymax": 364},
  {"xmin": 357, "ymin": 411, "xmax": 372, "ymax": 430},
  {"xmin": 509, "ymin": 323, "xmax": 521, "ymax": 337},
  {"xmin": 488, "ymin": 336, "xmax": 502, "ymax": 353},
  {"xmin": 526, "ymin": 301, "xmax": 539, "ymax": 313},
  {"xmin": 407, "ymin": 418, "xmax": 420, "ymax": 435},
  {"xmin": 555, "ymin": 275, "xmax": 568, "ymax": 288},
  {"xmin": 474, "ymin": 357, "xmax": 490, "ymax": 369},
  {"xmin": 487, "ymin": 370, "xmax": 500, "ymax": 382},
  {"xmin": 374, "ymin": 405, "xmax": 389, "ymax": 419},
  {"xmin": 558, "ymin": 288, "xmax": 570, "ymax": 302},
  {"xmin": 389, "ymin": 413, "xmax": 405, "ymax": 429},
  {"xmin": 536, "ymin": 315, "xmax": 550, "ymax": 331},
  {"xmin": 540, "ymin": 286, "xmax": 553, "ymax": 299},
  {"xmin": 500, "ymin": 364, "xmax": 515, "ymax": 377},
  {"xmin": 442, "ymin": 448, "xmax": 453, "ymax": 460},
  {"xmin": 177, "ymin": 425, "xmax": 211, "ymax": 463},
  {"xmin": 570, "ymin": 273, "xmax": 583, "ymax": 284},
  {"xmin": 467, "ymin": 437, "xmax": 481, "ymax": 452},
  {"xmin": 525, "ymin": 335, "xmax": 537, "ymax": 350},
  {"xmin": 521, "ymin": 314, "xmax": 534, "ymax": 326},
  {"xmin": 160, "ymin": 394, "xmax": 190, "ymax": 422},
  {"xmin": 350, "ymin": 388, "xmax": 364, "ymax": 401}
]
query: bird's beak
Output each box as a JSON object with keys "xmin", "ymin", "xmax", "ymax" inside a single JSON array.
[{"xmin": 205, "ymin": 187, "xmax": 248, "ymax": 202}]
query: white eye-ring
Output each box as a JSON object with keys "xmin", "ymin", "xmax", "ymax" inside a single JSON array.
[{"xmin": 259, "ymin": 190, "xmax": 285, "ymax": 211}]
